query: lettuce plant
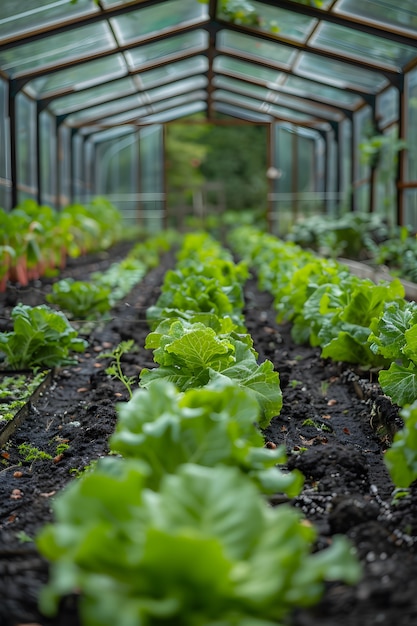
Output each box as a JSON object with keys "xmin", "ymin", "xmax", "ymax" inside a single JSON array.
[
  {"xmin": 140, "ymin": 318, "xmax": 282, "ymax": 428},
  {"xmin": 385, "ymin": 400, "xmax": 417, "ymax": 488},
  {"xmin": 0, "ymin": 304, "xmax": 87, "ymax": 370},
  {"xmin": 37, "ymin": 459, "xmax": 361, "ymax": 626},
  {"xmin": 46, "ymin": 279, "xmax": 112, "ymax": 320},
  {"xmin": 110, "ymin": 379, "xmax": 302, "ymax": 496},
  {"xmin": 369, "ymin": 300, "xmax": 417, "ymax": 406}
]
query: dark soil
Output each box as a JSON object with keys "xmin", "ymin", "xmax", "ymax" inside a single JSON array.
[{"xmin": 1, "ymin": 244, "xmax": 416, "ymax": 626}]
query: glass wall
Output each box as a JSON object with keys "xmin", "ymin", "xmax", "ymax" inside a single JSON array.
[
  {"xmin": 16, "ymin": 92, "xmax": 37, "ymax": 203},
  {"xmin": 139, "ymin": 125, "xmax": 165, "ymax": 232},
  {"xmin": 352, "ymin": 104, "xmax": 372, "ymax": 212},
  {"xmin": 39, "ymin": 111, "xmax": 57, "ymax": 207},
  {"xmin": 94, "ymin": 128, "xmax": 140, "ymax": 225},
  {"xmin": 0, "ymin": 79, "xmax": 11, "ymax": 210}
]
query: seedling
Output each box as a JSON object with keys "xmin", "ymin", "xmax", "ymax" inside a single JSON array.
[
  {"xmin": 99, "ymin": 340, "xmax": 137, "ymax": 399},
  {"xmin": 289, "ymin": 379, "xmax": 302, "ymax": 388},
  {"xmin": 16, "ymin": 530, "xmax": 33, "ymax": 543},
  {"xmin": 18, "ymin": 443, "xmax": 53, "ymax": 469},
  {"xmin": 302, "ymin": 418, "xmax": 332, "ymax": 433}
]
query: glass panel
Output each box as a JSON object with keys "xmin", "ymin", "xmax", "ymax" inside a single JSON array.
[
  {"xmin": 126, "ymin": 30, "xmax": 208, "ymax": 69},
  {"xmin": 375, "ymin": 125, "xmax": 398, "ymax": 227},
  {"xmin": 0, "ymin": 22, "xmax": 115, "ymax": 76},
  {"xmin": 94, "ymin": 131, "xmax": 139, "ymax": 225},
  {"xmin": 376, "ymin": 86, "xmax": 399, "ymax": 127},
  {"xmin": 354, "ymin": 105, "xmax": 372, "ymax": 183},
  {"xmin": 49, "ymin": 77, "xmax": 137, "ymax": 115},
  {"xmin": 0, "ymin": 79, "xmax": 11, "ymax": 210},
  {"xmin": 214, "ymin": 75, "xmax": 271, "ymax": 99},
  {"xmin": 139, "ymin": 125, "xmax": 164, "ymax": 232},
  {"xmin": 65, "ymin": 94, "xmax": 144, "ymax": 126},
  {"xmin": 214, "ymin": 56, "xmax": 280, "ymax": 84},
  {"xmin": 340, "ymin": 118, "xmax": 352, "ymax": 209},
  {"xmin": 310, "ymin": 22, "xmax": 416, "ymax": 70},
  {"xmin": 296, "ymin": 52, "xmax": 388, "ymax": 92},
  {"xmin": 16, "ymin": 92, "xmax": 37, "ymax": 203},
  {"xmin": 142, "ymin": 101, "xmax": 207, "ymax": 124},
  {"xmin": 72, "ymin": 132, "xmax": 84, "ymax": 203},
  {"xmin": 405, "ymin": 68, "xmax": 417, "ymax": 182},
  {"xmin": 59, "ymin": 125, "xmax": 71, "ymax": 206},
  {"xmin": 40, "ymin": 111, "xmax": 57, "ymax": 207},
  {"xmin": 26, "ymin": 55, "xmax": 127, "ymax": 97},
  {"xmin": 139, "ymin": 56, "xmax": 208, "ymax": 88},
  {"xmin": 147, "ymin": 76, "xmax": 208, "ymax": 103},
  {"xmin": 283, "ymin": 75, "xmax": 362, "ymax": 107},
  {"xmin": 218, "ymin": 30, "xmax": 295, "ymax": 67},
  {"xmin": 336, "ymin": 0, "xmax": 417, "ymax": 36},
  {"xmin": 111, "ymin": 0, "xmax": 207, "ymax": 43},
  {"xmin": 214, "ymin": 102, "xmax": 272, "ymax": 123},
  {"xmin": 404, "ymin": 189, "xmax": 417, "ymax": 230},
  {"xmin": 218, "ymin": 1, "xmax": 316, "ymax": 42},
  {"xmin": 354, "ymin": 183, "xmax": 370, "ymax": 213},
  {"xmin": 0, "ymin": 0, "xmax": 97, "ymax": 38},
  {"xmin": 214, "ymin": 90, "xmax": 316, "ymax": 123}
]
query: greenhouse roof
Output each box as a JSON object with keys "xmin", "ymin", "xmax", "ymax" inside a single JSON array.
[{"xmin": 1, "ymin": 0, "xmax": 417, "ymax": 134}]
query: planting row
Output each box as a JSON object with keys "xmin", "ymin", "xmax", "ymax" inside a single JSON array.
[
  {"xmin": 35, "ymin": 232, "xmax": 360, "ymax": 626},
  {"xmin": 0, "ymin": 232, "xmax": 177, "ymax": 435},
  {"xmin": 0, "ymin": 197, "xmax": 139, "ymax": 291},
  {"xmin": 228, "ymin": 225, "xmax": 417, "ymax": 492}
]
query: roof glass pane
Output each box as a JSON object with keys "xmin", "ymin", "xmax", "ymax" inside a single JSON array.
[
  {"xmin": 214, "ymin": 90, "xmax": 315, "ymax": 123},
  {"xmin": 336, "ymin": 0, "xmax": 417, "ymax": 35},
  {"xmin": 218, "ymin": 30, "xmax": 295, "ymax": 67},
  {"xmin": 295, "ymin": 52, "xmax": 388, "ymax": 92},
  {"xmin": 141, "ymin": 101, "xmax": 207, "ymax": 124},
  {"xmin": 283, "ymin": 75, "xmax": 362, "ymax": 107},
  {"xmin": 218, "ymin": 1, "xmax": 316, "ymax": 42},
  {"xmin": 66, "ymin": 94, "xmax": 144, "ymax": 126},
  {"xmin": 49, "ymin": 77, "xmax": 137, "ymax": 115},
  {"xmin": 139, "ymin": 56, "xmax": 208, "ymax": 88},
  {"xmin": 0, "ymin": 0, "xmax": 97, "ymax": 38},
  {"xmin": 214, "ymin": 56, "xmax": 280, "ymax": 84},
  {"xmin": 0, "ymin": 21, "xmax": 115, "ymax": 77},
  {"xmin": 126, "ymin": 30, "xmax": 208, "ymax": 69},
  {"xmin": 311, "ymin": 21, "xmax": 416, "ymax": 70},
  {"xmin": 26, "ymin": 54, "xmax": 127, "ymax": 97},
  {"xmin": 147, "ymin": 76, "xmax": 208, "ymax": 102},
  {"xmin": 110, "ymin": 0, "xmax": 207, "ymax": 43},
  {"xmin": 215, "ymin": 102, "xmax": 272, "ymax": 122},
  {"xmin": 214, "ymin": 75, "xmax": 272, "ymax": 99}
]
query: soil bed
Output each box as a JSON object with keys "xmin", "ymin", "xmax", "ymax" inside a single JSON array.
[{"xmin": 0, "ymin": 246, "xmax": 417, "ymax": 626}]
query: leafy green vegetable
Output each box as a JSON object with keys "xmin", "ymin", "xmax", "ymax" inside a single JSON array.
[
  {"xmin": 385, "ymin": 400, "xmax": 417, "ymax": 488},
  {"xmin": 37, "ymin": 459, "xmax": 360, "ymax": 626},
  {"xmin": 369, "ymin": 300, "xmax": 417, "ymax": 406},
  {"xmin": 0, "ymin": 304, "xmax": 87, "ymax": 370},
  {"xmin": 110, "ymin": 379, "xmax": 301, "ymax": 495},
  {"xmin": 46, "ymin": 278, "xmax": 112, "ymax": 320},
  {"xmin": 140, "ymin": 319, "xmax": 282, "ymax": 427}
]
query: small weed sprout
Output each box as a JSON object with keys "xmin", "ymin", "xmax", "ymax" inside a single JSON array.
[
  {"xmin": 100, "ymin": 340, "xmax": 137, "ymax": 399},
  {"xmin": 289, "ymin": 379, "xmax": 302, "ymax": 388},
  {"xmin": 16, "ymin": 530, "xmax": 33, "ymax": 543},
  {"xmin": 18, "ymin": 443, "xmax": 53, "ymax": 469}
]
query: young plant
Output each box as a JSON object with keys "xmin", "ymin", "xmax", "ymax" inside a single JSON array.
[
  {"xmin": 100, "ymin": 340, "xmax": 137, "ymax": 399},
  {"xmin": 111, "ymin": 379, "xmax": 302, "ymax": 496},
  {"xmin": 140, "ymin": 318, "xmax": 282, "ymax": 428},
  {"xmin": 46, "ymin": 279, "xmax": 112, "ymax": 320},
  {"xmin": 0, "ymin": 304, "xmax": 87, "ymax": 370},
  {"xmin": 37, "ymin": 459, "xmax": 361, "ymax": 626}
]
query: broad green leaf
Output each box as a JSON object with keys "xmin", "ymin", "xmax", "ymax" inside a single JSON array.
[
  {"xmin": 379, "ymin": 363, "xmax": 417, "ymax": 407},
  {"xmin": 385, "ymin": 400, "xmax": 417, "ymax": 488}
]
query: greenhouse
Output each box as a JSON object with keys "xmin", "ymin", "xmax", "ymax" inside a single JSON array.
[
  {"xmin": 3, "ymin": 2, "xmax": 417, "ymax": 626},
  {"xmin": 1, "ymin": 0, "xmax": 417, "ymax": 232}
]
